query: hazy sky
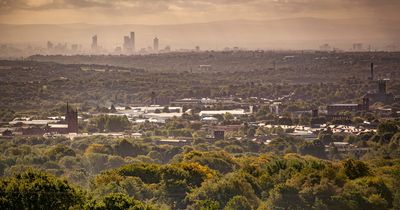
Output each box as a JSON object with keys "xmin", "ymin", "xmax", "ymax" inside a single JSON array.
[{"xmin": 0, "ymin": 0, "xmax": 399, "ymax": 25}]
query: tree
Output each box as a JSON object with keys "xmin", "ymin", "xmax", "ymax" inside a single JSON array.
[
  {"xmin": 114, "ymin": 139, "xmax": 145, "ymax": 157},
  {"xmin": 223, "ymin": 196, "xmax": 252, "ymax": 210},
  {"xmin": 163, "ymin": 106, "xmax": 170, "ymax": 113},
  {"xmin": 377, "ymin": 121, "xmax": 398, "ymax": 136},
  {"xmin": 0, "ymin": 170, "xmax": 85, "ymax": 210},
  {"xmin": 298, "ymin": 140, "xmax": 327, "ymax": 159},
  {"xmin": 91, "ymin": 193, "xmax": 154, "ymax": 210},
  {"xmin": 188, "ymin": 173, "xmax": 259, "ymax": 209},
  {"xmin": 343, "ymin": 159, "xmax": 370, "ymax": 180},
  {"xmin": 46, "ymin": 144, "xmax": 76, "ymax": 161},
  {"xmin": 224, "ymin": 112, "xmax": 234, "ymax": 121},
  {"xmin": 267, "ymin": 184, "xmax": 306, "ymax": 210},
  {"xmin": 319, "ymin": 133, "xmax": 333, "ymax": 145},
  {"xmin": 110, "ymin": 104, "xmax": 117, "ymax": 113},
  {"xmin": 193, "ymin": 199, "xmax": 220, "ymax": 210},
  {"xmin": 247, "ymin": 128, "xmax": 256, "ymax": 138}
]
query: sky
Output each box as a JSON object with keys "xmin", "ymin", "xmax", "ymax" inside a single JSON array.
[{"xmin": 0, "ymin": 0, "xmax": 400, "ymax": 25}]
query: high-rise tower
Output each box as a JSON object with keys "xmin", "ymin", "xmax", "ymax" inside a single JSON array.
[
  {"xmin": 130, "ymin": 32, "xmax": 135, "ymax": 52},
  {"xmin": 91, "ymin": 35, "xmax": 98, "ymax": 51},
  {"xmin": 123, "ymin": 36, "xmax": 131, "ymax": 53},
  {"xmin": 153, "ymin": 37, "xmax": 159, "ymax": 52}
]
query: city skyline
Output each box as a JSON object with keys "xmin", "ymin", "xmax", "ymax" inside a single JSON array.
[{"xmin": 1, "ymin": 1, "xmax": 400, "ymax": 55}]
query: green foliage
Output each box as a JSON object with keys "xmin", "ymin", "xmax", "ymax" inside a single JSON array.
[
  {"xmin": 180, "ymin": 151, "xmax": 238, "ymax": 174},
  {"xmin": 267, "ymin": 184, "xmax": 306, "ymax": 210},
  {"xmin": 0, "ymin": 109, "xmax": 15, "ymax": 122},
  {"xmin": 223, "ymin": 195, "xmax": 252, "ymax": 210},
  {"xmin": 343, "ymin": 159, "xmax": 370, "ymax": 180},
  {"xmin": 377, "ymin": 121, "xmax": 399, "ymax": 136},
  {"xmin": 114, "ymin": 139, "xmax": 148, "ymax": 157},
  {"xmin": 189, "ymin": 173, "xmax": 259, "ymax": 209},
  {"xmin": 0, "ymin": 130, "xmax": 399, "ymax": 210},
  {"xmin": 92, "ymin": 115, "xmax": 130, "ymax": 132},
  {"xmin": 117, "ymin": 164, "xmax": 162, "ymax": 184},
  {"xmin": 298, "ymin": 140, "xmax": 327, "ymax": 159},
  {"xmin": 88, "ymin": 193, "xmax": 155, "ymax": 210},
  {"xmin": 46, "ymin": 144, "xmax": 76, "ymax": 161},
  {"xmin": 0, "ymin": 169, "xmax": 85, "ymax": 210}
]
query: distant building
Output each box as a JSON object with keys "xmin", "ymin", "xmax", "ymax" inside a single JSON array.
[
  {"xmin": 71, "ymin": 44, "xmax": 78, "ymax": 51},
  {"xmin": 65, "ymin": 103, "xmax": 78, "ymax": 133},
  {"xmin": 327, "ymin": 98, "xmax": 369, "ymax": 116},
  {"xmin": 269, "ymin": 102, "xmax": 282, "ymax": 115},
  {"xmin": 206, "ymin": 125, "xmax": 241, "ymax": 138},
  {"xmin": 130, "ymin": 32, "xmax": 135, "ymax": 52},
  {"xmin": 364, "ymin": 79, "xmax": 395, "ymax": 104},
  {"xmin": 120, "ymin": 32, "xmax": 136, "ymax": 53},
  {"xmin": 319, "ymin": 43, "xmax": 331, "ymax": 51},
  {"xmin": 153, "ymin": 37, "xmax": 159, "ymax": 52},
  {"xmin": 47, "ymin": 41, "xmax": 53, "ymax": 49},
  {"xmin": 171, "ymin": 98, "xmax": 202, "ymax": 106},
  {"xmin": 312, "ymin": 109, "xmax": 319, "ymax": 118},
  {"xmin": 199, "ymin": 65, "xmax": 212, "ymax": 71},
  {"xmin": 91, "ymin": 35, "xmax": 98, "ymax": 51},
  {"xmin": 114, "ymin": 46, "xmax": 122, "ymax": 53},
  {"xmin": 123, "ymin": 36, "xmax": 131, "ymax": 53},
  {"xmin": 48, "ymin": 103, "xmax": 78, "ymax": 134},
  {"xmin": 352, "ymin": 43, "xmax": 363, "ymax": 51},
  {"xmin": 213, "ymin": 130, "xmax": 225, "ymax": 140},
  {"xmin": 369, "ymin": 63, "xmax": 374, "ymax": 81},
  {"xmin": 199, "ymin": 109, "xmax": 247, "ymax": 117},
  {"xmin": 1, "ymin": 129, "xmax": 13, "ymax": 138},
  {"xmin": 156, "ymin": 139, "xmax": 191, "ymax": 146}
]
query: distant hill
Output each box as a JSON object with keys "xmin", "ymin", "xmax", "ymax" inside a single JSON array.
[{"xmin": 0, "ymin": 17, "xmax": 399, "ymax": 50}]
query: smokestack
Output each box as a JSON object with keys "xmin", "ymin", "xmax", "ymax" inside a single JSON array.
[
  {"xmin": 370, "ymin": 62, "xmax": 374, "ymax": 80},
  {"xmin": 249, "ymin": 105, "xmax": 254, "ymax": 114}
]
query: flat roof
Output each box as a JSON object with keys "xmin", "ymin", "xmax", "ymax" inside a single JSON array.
[
  {"xmin": 159, "ymin": 139, "xmax": 187, "ymax": 142},
  {"xmin": 328, "ymin": 104, "xmax": 358, "ymax": 107},
  {"xmin": 199, "ymin": 109, "xmax": 246, "ymax": 116},
  {"xmin": 48, "ymin": 124, "xmax": 68, "ymax": 128},
  {"xmin": 9, "ymin": 119, "xmax": 58, "ymax": 125}
]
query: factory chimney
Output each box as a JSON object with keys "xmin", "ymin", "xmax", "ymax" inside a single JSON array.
[{"xmin": 370, "ymin": 62, "xmax": 374, "ymax": 80}]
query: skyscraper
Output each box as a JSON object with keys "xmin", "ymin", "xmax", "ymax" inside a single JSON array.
[
  {"xmin": 47, "ymin": 41, "xmax": 53, "ymax": 50},
  {"xmin": 130, "ymin": 32, "xmax": 135, "ymax": 52},
  {"xmin": 123, "ymin": 35, "xmax": 131, "ymax": 53},
  {"xmin": 91, "ymin": 35, "xmax": 98, "ymax": 50},
  {"xmin": 153, "ymin": 37, "xmax": 159, "ymax": 52}
]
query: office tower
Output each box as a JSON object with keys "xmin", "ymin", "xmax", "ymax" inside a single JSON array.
[
  {"xmin": 47, "ymin": 41, "xmax": 53, "ymax": 49},
  {"xmin": 71, "ymin": 44, "xmax": 78, "ymax": 51},
  {"xmin": 114, "ymin": 46, "xmax": 122, "ymax": 53},
  {"xmin": 153, "ymin": 37, "xmax": 159, "ymax": 52},
  {"xmin": 91, "ymin": 35, "xmax": 98, "ymax": 50},
  {"xmin": 130, "ymin": 32, "xmax": 135, "ymax": 52},
  {"xmin": 352, "ymin": 43, "xmax": 363, "ymax": 51},
  {"xmin": 123, "ymin": 36, "xmax": 131, "ymax": 53},
  {"xmin": 319, "ymin": 43, "xmax": 331, "ymax": 51}
]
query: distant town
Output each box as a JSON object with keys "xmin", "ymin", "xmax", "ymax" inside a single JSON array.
[{"xmin": 1, "ymin": 58, "xmax": 398, "ymax": 159}]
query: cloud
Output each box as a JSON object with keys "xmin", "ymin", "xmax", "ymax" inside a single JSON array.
[
  {"xmin": 1, "ymin": 0, "xmax": 399, "ymax": 13},
  {"xmin": 1, "ymin": 0, "xmax": 399, "ymax": 24}
]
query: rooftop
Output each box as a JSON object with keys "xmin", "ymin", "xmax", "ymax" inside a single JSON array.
[{"xmin": 328, "ymin": 104, "xmax": 359, "ymax": 107}]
